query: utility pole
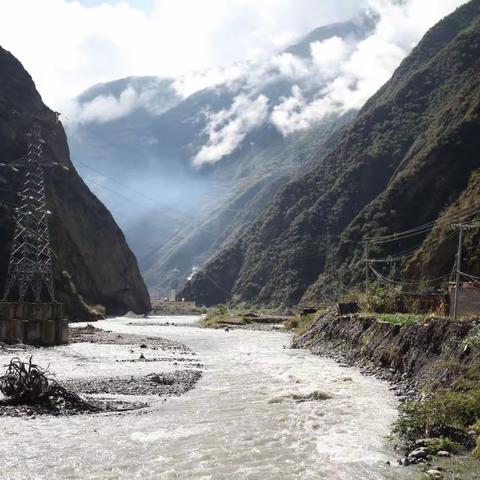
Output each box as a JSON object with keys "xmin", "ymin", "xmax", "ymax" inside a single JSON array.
[
  {"xmin": 365, "ymin": 241, "xmax": 370, "ymax": 294},
  {"xmin": 2, "ymin": 121, "xmax": 55, "ymax": 303},
  {"xmin": 452, "ymin": 225, "xmax": 464, "ymax": 321}
]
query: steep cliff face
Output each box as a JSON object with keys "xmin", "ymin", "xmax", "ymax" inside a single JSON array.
[
  {"xmin": 0, "ymin": 46, "xmax": 150, "ymax": 318},
  {"xmin": 182, "ymin": 0, "xmax": 480, "ymax": 307}
]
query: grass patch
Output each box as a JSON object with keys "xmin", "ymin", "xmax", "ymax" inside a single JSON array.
[
  {"xmin": 202, "ymin": 307, "xmax": 248, "ymax": 328},
  {"xmin": 473, "ymin": 421, "xmax": 480, "ymax": 459},
  {"xmin": 201, "ymin": 305, "xmax": 288, "ymax": 328},
  {"xmin": 284, "ymin": 314, "xmax": 318, "ymax": 337}
]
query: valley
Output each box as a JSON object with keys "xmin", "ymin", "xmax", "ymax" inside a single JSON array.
[{"xmin": 0, "ymin": 1, "xmax": 479, "ymax": 479}]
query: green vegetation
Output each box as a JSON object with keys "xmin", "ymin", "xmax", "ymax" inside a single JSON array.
[
  {"xmin": 473, "ymin": 421, "xmax": 480, "ymax": 459},
  {"xmin": 392, "ymin": 364, "xmax": 480, "ymax": 458},
  {"xmin": 284, "ymin": 314, "xmax": 318, "ymax": 337},
  {"xmin": 362, "ymin": 283, "xmax": 447, "ymax": 316},
  {"xmin": 187, "ymin": 0, "xmax": 480, "ymax": 310},
  {"xmin": 201, "ymin": 305, "xmax": 291, "ymax": 328},
  {"xmin": 393, "ymin": 390, "xmax": 479, "ymax": 446},
  {"xmin": 201, "ymin": 305, "xmax": 248, "ymax": 328}
]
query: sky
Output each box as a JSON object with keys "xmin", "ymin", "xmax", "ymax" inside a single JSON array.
[
  {"xmin": 69, "ymin": 0, "xmax": 153, "ymax": 9},
  {"xmin": 0, "ymin": 0, "xmax": 469, "ymax": 150},
  {"xmin": 0, "ymin": 0, "xmax": 364, "ymax": 109}
]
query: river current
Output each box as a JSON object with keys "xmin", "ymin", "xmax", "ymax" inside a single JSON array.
[{"xmin": 0, "ymin": 316, "xmax": 417, "ymax": 480}]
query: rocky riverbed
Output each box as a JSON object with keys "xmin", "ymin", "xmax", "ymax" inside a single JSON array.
[{"xmin": 0, "ymin": 324, "xmax": 203, "ymax": 417}]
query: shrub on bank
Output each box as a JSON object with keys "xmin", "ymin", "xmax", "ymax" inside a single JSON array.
[
  {"xmin": 472, "ymin": 420, "xmax": 480, "ymax": 459},
  {"xmin": 362, "ymin": 282, "xmax": 448, "ymax": 316},
  {"xmin": 393, "ymin": 380, "xmax": 480, "ymax": 457}
]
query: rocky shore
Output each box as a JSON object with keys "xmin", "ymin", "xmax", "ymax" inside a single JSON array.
[
  {"xmin": 0, "ymin": 325, "xmax": 202, "ymax": 417},
  {"xmin": 63, "ymin": 370, "xmax": 202, "ymax": 397}
]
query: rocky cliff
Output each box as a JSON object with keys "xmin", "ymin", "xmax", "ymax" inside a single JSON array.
[
  {"xmin": 182, "ymin": 0, "xmax": 480, "ymax": 307},
  {"xmin": 0, "ymin": 46, "xmax": 150, "ymax": 319}
]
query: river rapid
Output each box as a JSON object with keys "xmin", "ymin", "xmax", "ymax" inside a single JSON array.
[{"xmin": 0, "ymin": 316, "xmax": 418, "ymax": 480}]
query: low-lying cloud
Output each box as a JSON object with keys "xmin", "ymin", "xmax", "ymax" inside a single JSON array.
[
  {"xmin": 0, "ymin": 0, "xmax": 365, "ymax": 110},
  {"xmin": 269, "ymin": 0, "xmax": 466, "ymax": 136},
  {"xmin": 194, "ymin": 0, "xmax": 468, "ymax": 160},
  {"xmin": 193, "ymin": 94, "xmax": 269, "ymax": 166},
  {"xmin": 66, "ymin": 79, "xmax": 180, "ymax": 124}
]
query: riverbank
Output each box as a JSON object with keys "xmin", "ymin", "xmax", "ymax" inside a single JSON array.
[
  {"xmin": 293, "ymin": 309, "xmax": 480, "ymax": 478},
  {"xmin": 201, "ymin": 305, "xmax": 296, "ymax": 330},
  {"xmin": 0, "ymin": 325, "xmax": 202, "ymax": 417}
]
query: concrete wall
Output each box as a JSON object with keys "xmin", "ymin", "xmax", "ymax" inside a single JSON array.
[{"xmin": 0, "ymin": 302, "xmax": 68, "ymax": 346}]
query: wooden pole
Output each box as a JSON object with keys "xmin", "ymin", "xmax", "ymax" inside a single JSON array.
[
  {"xmin": 452, "ymin": 225, "xmax": 464, "ymax": 321},
  {"xmin": 365, "ymin": 242, "xmax": 369, "ymax": 295}
]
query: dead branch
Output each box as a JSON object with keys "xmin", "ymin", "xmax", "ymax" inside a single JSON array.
[{"xmin": 0, "ymin": 357, "xmax": 101, "ymax": 413}]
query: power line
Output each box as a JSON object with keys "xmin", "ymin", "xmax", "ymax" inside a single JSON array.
[
  {"xmin": 460, "ymin": 272, "xmax": 480, "ymax": 287},
  {"xmin": 369, "ymin": 265, "xmax": 449, "ymax": 286},
  {"xmin": 365, "ymin": 203, "xmax": 480, "ymax": 245},
  {"xmin": 367, "ymin": 230, "xmax": 458, "ymax": 264}
]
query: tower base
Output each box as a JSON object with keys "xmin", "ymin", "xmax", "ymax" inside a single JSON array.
[{"xmin": 0, "ymin": 302, "xmax": 68, "ymax": 346}]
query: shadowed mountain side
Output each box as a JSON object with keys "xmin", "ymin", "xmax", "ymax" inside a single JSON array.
[
  {"xmin": 0, "ymin": 46, "xmax": 150, "ymax": 319},
  {"xmin": 143, "ymin": 113, "xmax": 355, "ymax": 295}
]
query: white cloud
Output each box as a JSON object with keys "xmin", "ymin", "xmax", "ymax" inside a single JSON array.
[
  {"xmin": 0, "ymin": 0, "xmax": 363, "ymax": 110},
  {"xmin": 0, "ymin": 0, "xmax": 467, "ymax": 160},
  {"xmin": 66, "ymin": 79, "xmax": 179, "ymax": 124},
  {"xmin": 310, "ymin": 36, "xmax": 350, "ymax": 76},
  {"xmin": 269, "ymin": 0, "xmax": 469, "ymax": 135},
  {"xmin": 193, "ymin": 94, "xmax": 269, "ymax": 166},
  {"xmin": 173, "ymin": 63, "xmax": 247, "ymax": 99},
  {"xmin": 270, "ymin": 85, "xmax": 309, "ymax": 135},
  {"xmin": 70, "ymin": 86, "xmax": 138, "ymax": 123}
]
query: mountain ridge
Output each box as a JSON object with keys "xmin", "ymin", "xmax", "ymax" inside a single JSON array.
[
  {"xmin": 181, "ymin": 0, "xmax": 480, "ymax": 307},
  {"xmin": 66, "ymin": 16, "xmax": 373, "ymax": 296}
]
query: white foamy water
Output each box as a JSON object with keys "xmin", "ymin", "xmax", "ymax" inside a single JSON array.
[{"xmin": 0, "ymin": 316, "xmax": 417, "ymax": 480}]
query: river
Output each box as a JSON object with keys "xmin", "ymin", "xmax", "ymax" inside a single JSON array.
[{"xmin": 0, "ymin": 316, "xmax": 418, "ymax": 480}]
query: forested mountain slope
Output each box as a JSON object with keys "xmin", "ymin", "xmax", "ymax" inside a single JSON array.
[{"xmin": 182, "ymin": 0, "xmax": 480, "ymax": 307}]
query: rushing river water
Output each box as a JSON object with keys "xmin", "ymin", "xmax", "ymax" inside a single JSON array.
[{"xmin": 0, "ymin": 316, "xmax": 418, "ymax": 480}]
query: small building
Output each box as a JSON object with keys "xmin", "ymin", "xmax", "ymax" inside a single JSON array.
[{"xmin": 449, "ymin": 282, "xmax": 480, "ymax": 318}]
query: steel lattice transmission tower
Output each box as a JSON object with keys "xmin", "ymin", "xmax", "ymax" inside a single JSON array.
[{"xmin": 3, "ymin": 121, "xmax": 55, "ymax": 303}]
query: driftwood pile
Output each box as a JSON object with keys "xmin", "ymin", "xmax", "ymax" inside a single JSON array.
[{"xmin": 0, "ymin": 357, "xmax": 101, "ymax": 413}]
